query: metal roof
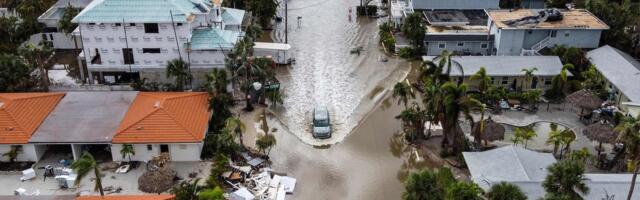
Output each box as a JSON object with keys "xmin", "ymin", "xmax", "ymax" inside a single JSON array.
[
  {"xmin": 412, "ymin": 0, "xmax": 499, "ymax": 10},
  {"xmin": 424, "ymin": 34, "xmax": 494, "ymax": 41},
  {"xmin": 422, "ymin": 56, "xmax": 567, "ymax": 77},
  {"xmin": 511, "ymin": 174, "xmax": 640, "ymax": 200},
  {"xmin": 190, "ymin": 27, "xmax": 239, "ymax": 50},
  {"xmin": 254, "ymin": 42, "xmax": 292, "ymax": 50},
  {"xmin": 30, "ymin": 91, "xmax": 137, "ymax": 143},
  {"xmin": 463, "ymin": 145, "xmax": 557, "ymax": 190},
  {"xmin": 72, "ymin": 0, "xmax": 211, "ymax": 23},
  {"xmin": 222, "ymin": 7, "xmax": 245, "ymax": 25},
  {"xmin": 587, "ymin": 45, "xmax": 640, "ymax": 103}
]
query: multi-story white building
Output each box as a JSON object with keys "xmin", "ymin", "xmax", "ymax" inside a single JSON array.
[{"xmin": 72, "ymin": 0, "xmax": 245, "ymax": 87}]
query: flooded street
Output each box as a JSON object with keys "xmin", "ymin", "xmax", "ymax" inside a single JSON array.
[
  {"xmin": 271, "ymin": 0, "xmax": 410, "ymax": 145},
  {"xmin": 269, "ymin": 98, "xmax": 438, "ymax": 200},
  {"xmin": 261, "ymin": 0, "xmax": 430, "ymax": 199}
]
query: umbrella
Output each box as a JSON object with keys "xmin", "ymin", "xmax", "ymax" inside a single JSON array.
[
  {"xmin": 583, "ymin": 122, "xmax": 618, "ymax": 155},
  {"xmin": 138, "ymin": 167, "xmax": 177, "ymax": 193},
  {"xmin": 472, "ymin": 118, "xmax": 505, "ymax": 143},
  {"xmin": 566, "ymin": 90, "xmax": 603, "ymax": 110}
]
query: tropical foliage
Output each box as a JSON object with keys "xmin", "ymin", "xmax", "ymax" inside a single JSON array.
[
  {"xmin": 256, "ymin": 134, "xmax": 277, "ymax": 156},
  {"xmin": 166, "ymin": 59, "xmax": 191, "ymax": 91},
  {"xmin": 0, "ymin": 54, "xmax": 33, "ymax": 92},
  {"xmin": 19, "ymin": 42, "xmax": 54, "ymax": 91},
  {"xmin": 486, "ymin": 182, "xmax": 527, "ymax": 200},
  {"xmin": 246, "ymin": 0, "xmax": 278, "ymax": 27},
  {"xmin": 71, "ymin": 153, "xmax": 104, "ymax": 196},
  {"xmin": 542, "ymin": 160, "xmax": 588, "ymax": 200},
  {"xmin": 379, "ymin": 22, "xmax": 396, "ymax": 53},
  {"xmin": 120, "ymin": 144, "xmax": 135, "ymax": 163},
  {"xmin": 402, "ymin": 13, "xmax": 425, "ymax": 52},
  {"xmin": 58, "ymin": 4, "xmax": 81, "ymax": 34},
  {"xmin": 2, "ymin": 145, "xmax": 21, "ymax": 163},
  {"xmin": 403, "ymin": 168, "xmax": 483, "ymax": 200},
  {"xmin": 614, "ymin": 114, "xmax": 640, "ymax": 200}
]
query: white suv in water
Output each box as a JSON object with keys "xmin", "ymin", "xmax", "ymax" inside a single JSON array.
[{"xmin": 312, "ymin": 106, "xmax": 331, "ymax": 139}]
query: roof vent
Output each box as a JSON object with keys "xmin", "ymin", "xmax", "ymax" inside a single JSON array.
[
  {"xmin": 0, "ymin": 102, "xmax": 4, "ymax": 109},
  {"xmin": 136, "ymin": 126, "xmax": 144, "ymax": 130},
  {"xmin": 154, "ymin": 101, "xmax": 161, "ymax": 108},
  {"xmin": 5, "ymin": 127, "xmax": 14, "ymax": 131}
]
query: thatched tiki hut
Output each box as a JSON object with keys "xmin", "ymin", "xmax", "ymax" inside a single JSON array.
[
  {"xmin": 472, "ymin": 118, "xmax": 505, "ymax": 146},
  {"xmin": 565, "ymin": 90, "xmax": 603, "ymax": 120},
  {"xmin": 583, "ymin": 122, "xmax": 618, "ymax": 155}
]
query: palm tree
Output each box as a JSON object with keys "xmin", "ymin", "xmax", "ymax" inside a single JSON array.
[
  {"xmin": 198, "ymin": 186, "xmax": 225, "ymax": 200},
  {"xmin": 402, "ymin": 168, "xmax": 455, "ymax": 200},
  {"xmin": 225, "ymin": 116, "xmax": 246, "ymax": 147},
  {"xmin": 515, "ymin": 127, "xmax": 537, "ymax": 149},
  {"xmin": 120, "ymin": 144, "xmax": 135, "ymax": 163},
  {"xmin": 615, "ymin": 115, "xmax": 640, "ymax": 200},
  {"xmin": 166, "ymin": 59, "xmax": 192, "ymax": 91},
  {"xmin": 71, "ymin": 152, "xmax": 104, "ymax": 196},
  {"xmin": 2, "ymin": 146, "xmax": 21, "ymax": 163},
  {"xmin": 547, "ymin": 123, "xmax": 563, "ymax": 156},
  {"xmin": 445, "ymin": 181, "xmax": 482, "ymax": 200},
  {"xmin": 441, "ymin": 82, "xmax": 481, "ymax": 154},
  {"xmin": 395, "ymin": 103, "xmax": 427, "ymax": 142},
  {"xmin": 256, "ymin": 134, "xmax": 276, "ymax": 157},
  {"xmin": 521, "ymin": 67, "xmax": 538, "ymax": 90},
  {"xmin": 542, "ymin": 160, "xmax": 589, "ymax": 200},
  {"xmin": 486, "ymin": 182, "xmax": 527, "ymax": 200},
  {"xmin": 393, "ymin": 81, "xmax": 415, "ymax": 109},
  {"xmin": 469, "ymin": 67, "xmax": 492, "ymax": 95},
  {"xmin": 207, "ymin": 68, "xmax": 229, "ymax": 95},
  {"xmin": 559, "ymin": 129, "xmax": 576, "ymax": 159},
  {"xmin": 473, "ymin": 104, "xmax": 486, "ymax": 147},
  {"xmin": 18, "ymin": 42, "xmax": 54, "ymax": 91},
  {"xmin": 402, "ymin": 13, "xmax": 426, "ymax": 50},
  {"xmin": 422, "ymin": 79, "xmax": 442, "ymax": 139},
  {"xmin": 551, "ymin": 64, "xmax": 572, "ymax": 98}
]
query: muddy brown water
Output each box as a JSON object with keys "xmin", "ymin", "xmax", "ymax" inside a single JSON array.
[{"xmin": 269, "ymin": 97, "xmax": 440, "ymax": 200}]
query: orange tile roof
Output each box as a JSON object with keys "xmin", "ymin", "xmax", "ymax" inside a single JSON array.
[
  {"xmin": 0, "ymin": 93, "xmax": 65, "ymax": 144},
  {"xmin": 112, "ymin": 92, "xmax": 211, "ymax": 143},
  {"xmin": 76, "ymin": 194, "xmax": 175, "ymax": 200}
]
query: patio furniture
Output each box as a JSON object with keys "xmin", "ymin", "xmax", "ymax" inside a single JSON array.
[{"xmin": 20, "ymin": 168, "xmax": 36, "ymax": 181}]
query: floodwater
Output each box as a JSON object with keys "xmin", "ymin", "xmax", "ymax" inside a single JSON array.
[
  {"xmin": 269, "ymin": 98, "xmax": 439, "ymax": 200},
  {"xmin": 271, "ymin": 0, "xmax": 410, "ymax": 146}
]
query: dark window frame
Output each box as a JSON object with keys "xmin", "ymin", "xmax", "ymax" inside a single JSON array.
[
  {"xmin": 142, "ymin": 48, "xmax": 161, "ymax": 53},
  {"xmin": 123, "ymin": 48, "xmax": 134, "ymax": 64},
  {"xmin": 144, "ymin": 23, "xmax": 159, "ymax": 33}
]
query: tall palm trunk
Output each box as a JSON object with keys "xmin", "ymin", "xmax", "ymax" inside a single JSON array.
[
  {"xmin": 628, "ymin": 160, "xmax": 640, "ymax": 200},
  {"xmin": 94, "ymin": 166, "xmax": 104, "ymax": 196}
]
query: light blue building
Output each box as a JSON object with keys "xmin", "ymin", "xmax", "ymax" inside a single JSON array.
[
  {"xmin": 487, "ymin": 9, "xmax": 609, "ymax": 56},
  {"xmin": 411, "ymin": 0, "xmax": 499, "ymax": 10}
]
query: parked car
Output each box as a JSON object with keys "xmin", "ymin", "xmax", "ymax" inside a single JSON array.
[{"xmin": 312, "ymin": 106, "xmax": 331, "ymax": 139}]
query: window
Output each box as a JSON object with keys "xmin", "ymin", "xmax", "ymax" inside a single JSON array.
[
  {"xmin": 147, "ymin": 145, "xmax": 152, "ymax": 151},
  {"xmin": 481, "ymin": 43, "xmax": 488, "ymax": 49},
  {"xmin": 564, "ymin": 31, "xmax": 570, "ymax": 37},
  {"xmin": 49, "ymin": 34, "xmax": 53, "ymax": 41},
  {"xmin": 88, "ymin": 23, "xmax": 96, "ymax": 26},
  {"xmin": 549, "ymin": 30, "xmax": 557, "ymax": 38},
  {"xmin": 123, "ymin": 48, "xmax": 134, "ymax": 64},
  {"xmin": 501, "ymin": 77, "xmax": 508, "ymax": 85},
  {"xmin": 144, "ymin": 23, "xmax": 159, "ymax": 33},
  {"xmin": 129, "ymin": 23, "xmax": 136, "ymax": 26},
  {"xmin": 528, "ymin": 30, "xmax": 533, "ymax": 34},
  {"xmin": 438, "ymin": 43, "xmax": 446, "ymax": 49},
  {"xmin": 457, "ymin": 42, "xmax": 464, "ymax": 47},
  {"xmin": 490, "ymin": 77, "xmax": 495, "ymax": 84},
  {"xmin": 544, "ymin": 78, "xmax": 552, "ymax": 85},
  {"xmin": 115, "ymin": 23, "xmax": 121, "ymax": 26},
  {"xmin": 177, "ymin": 23, "xmax": 182, "ymax": 26}
]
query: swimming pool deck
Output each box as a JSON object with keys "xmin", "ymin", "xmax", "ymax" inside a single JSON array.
[{"xmin": 471, "ymin": 103, "xmax": 600, "ymax": 155}]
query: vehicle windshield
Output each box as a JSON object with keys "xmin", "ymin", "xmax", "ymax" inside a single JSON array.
[{"xmin": 314, "ymin": 119, "xmax": 329, "ymax": 127}]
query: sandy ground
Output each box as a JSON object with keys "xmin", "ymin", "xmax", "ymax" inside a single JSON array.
[{"xmin": 0, "ymin": 162, "xmax": 210, "ymax": 196}]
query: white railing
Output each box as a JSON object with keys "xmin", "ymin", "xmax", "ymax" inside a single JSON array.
[{"xmin": 531, "ymin": 36, "xmax": 551, "ymax": 52}]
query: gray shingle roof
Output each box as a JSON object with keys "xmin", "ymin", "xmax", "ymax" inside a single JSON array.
[
  {"xmin": 587, "ymin": 45, "xmax": 640, "ymax": 103},
  {"xmin": 422, "ymin": 56, "xmax": 567, "ymax": 77},
  {"xmin": 30, "ymin": 91, "xmax": 137, "ymax": 143}
]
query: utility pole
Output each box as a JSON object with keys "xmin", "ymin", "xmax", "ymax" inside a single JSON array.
[{"xmin": 285, "ymin": 0, "xmax": 288, "ymax": 44}]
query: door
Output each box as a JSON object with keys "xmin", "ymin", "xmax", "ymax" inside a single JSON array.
[
  {"xmin": 531, "ymin": 77, "xmax": 538, "ymax": 89},
  {"xmin": 160, "ymin": 144, "xmax": 169, "ymax": 153}
]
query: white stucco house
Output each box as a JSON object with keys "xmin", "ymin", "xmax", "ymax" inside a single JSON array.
[
  {"xmin": 71, "ymin": 0, "xmax": 245, "ymax": 87},
  {"xmin": 36, "ymin": 0, "xmax": 93, "ymax": 50},
  {"xmin": 110, "ymin": 92, "xmax": 211, "ymax": 162},
  {"xmin": 586, "ymin": 45, "xmax": 640, "ymax": 112}
]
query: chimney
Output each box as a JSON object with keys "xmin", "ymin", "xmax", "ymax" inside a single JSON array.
[{"xmin": 154, "ymin": 101, "xmax": 161, "ymax": 108}]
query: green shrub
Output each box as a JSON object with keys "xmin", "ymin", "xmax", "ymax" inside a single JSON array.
[{"xmin": 398, "ymin": 47, "xmax": 415, "ymax": 59}]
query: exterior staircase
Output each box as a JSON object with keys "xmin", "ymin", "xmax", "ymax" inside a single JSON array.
[{"xmin": 521, "ymin": 36, "xmax": 551, "ymax": 56}]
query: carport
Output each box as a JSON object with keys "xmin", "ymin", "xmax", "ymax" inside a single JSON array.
[{"xmin": 29, "ymin": 91, "xmax": 137, "ymax": 161}]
